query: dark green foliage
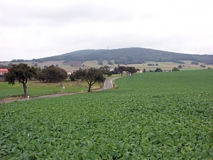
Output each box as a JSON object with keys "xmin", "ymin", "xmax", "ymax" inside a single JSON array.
[
  {"xmin": 143, "ymin": 68, "xmax": 146, "ymax": 72},
  {"xmin": 147, "ymin": 63, "xmax": 154, "ymax": 66},
  {"xmin": 5, "ymin": 63, "xmax": 37, "ymax": 97},
  {"xmin": 37, "ymin": 65, "xmax": 67, "ymax": 83},
  {"xmin": 178, "ymin": 65, "xmax": 182, "ymax": 69},
  {"xmin": 118, "ymin": 66, "xmax": 137, "ymax": 76},
  {"xmin": 100, "ymin": 66, "xmax": 112, "ymax": 76},
  {"xmin": 155, "ymin": 68, "xmax": 162, "ymax": 72},
  {"xmin": 118, "ymin": 66, "xmax": 126, "ymax": 74},
  {"xmin": 33, "ymin": 48, "xmax": 213, "ymax": 65},
  {"xmin": 113, "ymin": 67, "xmax": 119, "ymax": 74},
  {"xmin": 125, "ymin": 66, "xmax": 137, "ymax": 74},
  {"xmin": 70, "ymin": 68, "xmax": 105, "ymax": 92},
  {"xmin": 172, "ymin": 67, "xmax": 180, "ymax": 71},
  {"xmin": 70, "ymin": 74, "xmax": 75, "ymax": 81},
  {"xmin": 1, "ymin": 70, "xmax": 213, "ymax": 159}
]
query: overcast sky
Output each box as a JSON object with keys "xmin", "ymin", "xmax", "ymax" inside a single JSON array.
[{"xmin": 0, "ymin": 0, "xmax": 213, "ymax": 61}]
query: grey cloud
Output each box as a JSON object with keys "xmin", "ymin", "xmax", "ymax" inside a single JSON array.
[
  {"xmin": 32, "ymin": 5, "xmax": 134, "ymax": 25},
  {"xmin": 0, "ymin": 2, "xmax": 134, "ymax": 28}
]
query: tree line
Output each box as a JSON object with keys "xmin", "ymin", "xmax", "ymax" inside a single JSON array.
[
  {"xmin": 4, "ymin": 63, "xmax": 139, "ymax": 97},
  {"xmin": 5, "ymin": 62, "xmax": 185, "ymax": 98}
]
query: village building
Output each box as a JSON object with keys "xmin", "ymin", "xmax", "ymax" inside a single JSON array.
[
  {"xmin": 0, "ymin": 68, "xmax": 8, "ymax": 75},
  {"xmin": 0, "ymin": 68, "xmax": 8, "ymax": 81}
]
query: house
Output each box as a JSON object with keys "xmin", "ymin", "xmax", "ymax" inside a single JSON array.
[
  {"xmin": 67, "ymin": 71, "xmax": 71, "ymax": 76},
  {"xmin": 0, "ymin": 68, "xmax": 8, "ymax": 75}
]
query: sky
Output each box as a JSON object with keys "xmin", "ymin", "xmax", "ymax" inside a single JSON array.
[{"xmin": 0, "ymin": 0, "xmax": 213, "ymax": 61}]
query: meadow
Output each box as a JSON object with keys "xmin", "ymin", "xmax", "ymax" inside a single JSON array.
[
  {"xmin": 0, "ymin": 69, "xmax": 213, "ymax": 159},
  {"xmin": 0, "ymin": 80, "xmax": 104, "ymax": 100}
]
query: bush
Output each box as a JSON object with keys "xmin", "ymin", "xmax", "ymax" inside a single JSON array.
[
  {"xmin": 172, "ymin": 67, "xmax": 180, "ymax": 71},
  {"xmin": 38, "ymin": 65, "xmax": 67, "ymax": 82},
  {"xmin": 155, "ymin": 68, "xmax": 162, "ymax": 72}
]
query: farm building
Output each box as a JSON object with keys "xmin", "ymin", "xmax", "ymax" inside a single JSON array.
[{"xmin": 0, "ymin": 68, "xmax": 8, "ymax": 75}]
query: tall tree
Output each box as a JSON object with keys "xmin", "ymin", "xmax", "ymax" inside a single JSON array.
[
  {"xmin": 125, "ymin": 66, "xmax": 137, "ymax": 74},
  {"xmin": 70, "ymin": 68, "xmax": 105, "ymax": 92},
  {"xmin": 37, "ymin": 65, "xmax": 67, "ymax": 82},
  {"xmin": 100, "ymin": 66, "xmax": 112, "ymax": 76},
  {"xmin": 155, "ymin": 68, "xmax": 163, "ymax": 72},
  {"xmin": 5, "ymin": 63, "xmax": 37, "ymax": 97}
]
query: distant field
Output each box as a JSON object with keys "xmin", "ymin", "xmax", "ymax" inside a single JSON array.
[
  {"xmin": 1, "ymin": 60, "xmax": 212, "ymax": 72},
  {"xmin": 75, "ymin": 60, "xmax": 212, "ymax": 71},
  {"xmin": 0, "ymin": 69, "xmax": 213, "ymax": 159}
]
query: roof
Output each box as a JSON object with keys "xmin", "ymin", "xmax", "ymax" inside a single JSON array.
[{"xmin": 0, "ymin": 68, "xmax": 8, "ymax": 72}]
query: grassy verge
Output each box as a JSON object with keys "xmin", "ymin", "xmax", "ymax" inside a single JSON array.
[{"xmin": 0, "ymin": 80, "xmax": 104, "ymax": 99}]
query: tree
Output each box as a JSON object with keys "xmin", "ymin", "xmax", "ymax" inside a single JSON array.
[
  {"xmin": 155, "ymin": 68, "xmax": 162, "ymax": 72},
  {"xmin": 125, "ymin": 66, "xmax": 137, "ymax": 74},
  {"xmin": 200, "ymin": 64, "xmax": 206, "ymax": 68},
  {"xmin": 113, "ymin": 67, "xmax": 119, "ymax": 74},
  {"xmin": 191, "ymin": 61, "xmax": 199, "ymax": 65},
  {"xmin": 178, "ymin": 65, "xmax": 182, "ymax": 69},
  {"xmin": 172, "ymin": 67, "xmax": 180, "ymax": 71},
  {"xmin": 37, "ymin": 65, "xmax": 67, "ymax": 82},
  {"xmin": 5, "ymin": 63, "xmax": 37, "ymax": 97},
  {"xmin": 100, "ymin": 66, "xmax": 112, "ymax": 76},
  {"xmin": 70, "ymin": 68, "xmax": 105, "ymax": 92},
  {"xmin": 118, "ymin": 66, "xmax": 126, "ymax": 76}
]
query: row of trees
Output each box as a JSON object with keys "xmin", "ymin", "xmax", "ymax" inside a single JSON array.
[
  {"xmin": 143, "ymin": 67, "xmax": 181, "ymax": 72},
  {"xmin": 5, "ymin": 63, "xmax": 107, "ymax": 97},
  {"xmin": 113, "ymin": 66, "xmax": 138, "ymax": 75},
  {"xmin": 37, "ymin": 65, "xmax": 67, "ymax": 82},
  {"xmin": 4, "ymin": 63, "xmax": 153, "ymax": 97}
]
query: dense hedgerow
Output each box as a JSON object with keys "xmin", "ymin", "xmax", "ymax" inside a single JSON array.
[{"xmin": 0, "ymin": 70, "xmax": 213, "ymax": 159}]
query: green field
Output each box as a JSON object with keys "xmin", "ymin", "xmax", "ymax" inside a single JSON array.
[
  {"xmin": 0, "ymin": 80, "xmax": 105, "ymax": 100},
  {"xmin": 0, "ymin": 70, "xmax": 213, "ymax": 159}
]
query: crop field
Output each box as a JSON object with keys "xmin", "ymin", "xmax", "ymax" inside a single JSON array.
[
  {"xmin": 1, "ymin": 60, "xmax": 212, "ymax": 73},
  {"xmin": 0, "ymin": 69, "xmax": 213, "ymax": 159}
]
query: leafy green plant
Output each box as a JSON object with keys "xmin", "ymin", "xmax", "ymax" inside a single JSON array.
[{"xmin": 0, "ymin": 69, "xmax": 213, "ymax": 159}]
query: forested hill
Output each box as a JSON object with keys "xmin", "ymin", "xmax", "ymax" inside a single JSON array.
[{"xmin": 32, "ymin": 47, "xmax": 213, "ymax": 64}]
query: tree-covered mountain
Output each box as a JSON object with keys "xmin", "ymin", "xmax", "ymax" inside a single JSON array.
[{"xmin": 32, "ymin": 47, "xmax": 213, "ymax": 64}]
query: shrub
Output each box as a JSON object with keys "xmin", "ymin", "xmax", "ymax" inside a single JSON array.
[{"xmin": 172, "ymin": 67, "xmax": 180, "ymax": 71}]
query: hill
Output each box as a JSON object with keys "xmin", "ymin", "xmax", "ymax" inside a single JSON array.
[{"xmin": 28, "ymin": 47, "xmax": 213, "ymax": 65}]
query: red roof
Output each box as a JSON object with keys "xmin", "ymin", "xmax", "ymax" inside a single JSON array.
[{"xmin": 0, "ymin": 68, "xmax": 8, "ymax": 73}]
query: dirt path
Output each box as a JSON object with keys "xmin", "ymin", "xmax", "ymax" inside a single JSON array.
[{"xmin": 0, "ymin": 77, "xmax": 120, "ymax": 104}]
